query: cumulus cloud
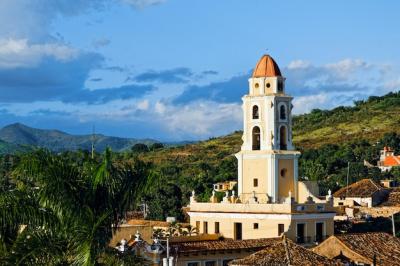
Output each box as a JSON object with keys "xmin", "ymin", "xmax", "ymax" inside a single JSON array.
[{"xmin": 0, "ymin": 38, "xmax": 79, "ymax": 69}]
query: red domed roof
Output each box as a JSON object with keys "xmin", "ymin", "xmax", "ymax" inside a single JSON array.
[{"xmin": 252, "ymin": 55, "xmax": 282, "ymax": 78}]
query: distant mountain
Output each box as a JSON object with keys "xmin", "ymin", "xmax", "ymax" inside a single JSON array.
[{"xmin": 0, "ymin": 123, "xmax": 158, "ymax": 153}]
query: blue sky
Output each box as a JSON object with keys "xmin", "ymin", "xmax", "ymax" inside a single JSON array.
[{"xmin": 0, "ymin": 0, "xmax": 399, "ymax": 141}]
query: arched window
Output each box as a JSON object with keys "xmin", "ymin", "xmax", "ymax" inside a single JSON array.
[
  {"xmin": 280, "ymin": 126, "xmax": 287, "ymax": 150},
  {"xmin": 252, "ymin": 126, "xmax": 261, "ymax": 150},
  {"xmin": 280, "ymin": 105, "xmax": 286, "ymax": 120},
  {"xmin": 252, "ymin": 105, "xmax": 259, "ymax": 119}
]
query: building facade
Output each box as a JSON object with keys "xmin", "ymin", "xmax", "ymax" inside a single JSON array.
[{"xmin": 188, "ymin": 55, "xmax": 336, "ymax": 245}]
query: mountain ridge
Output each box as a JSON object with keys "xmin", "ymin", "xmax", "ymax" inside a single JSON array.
[{"xmin": 0, "ymin": 123, "xmax": 158, "ymax": 153}]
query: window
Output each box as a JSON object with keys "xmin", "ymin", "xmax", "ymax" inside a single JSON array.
[
  {"xmin": 296, "ymin": 223, "xmax": 305, "ymax": 244},
  {"xmin": 315, "ymin": 222, "xmax": 324, "ymax": 242},
  {"xmin": 253, "ymin": 223, "xmax": 259, "ymax": 229},
  {"xmin": 254, "ymin": 83, "xmax": 259, "ymax": 88},
  {"xmin": 278, "ymin": 224, "xmax": 285, "ymax": 236},
  {"xmin": 187, "ymin": 262, "xmax": 200, "ymax": 266},
  {"xmin": 279, "ymin": 126, "xmax": 287, "ymax": 150},
  {"xmin": 253, "ymin": 178, "xmax": 258, "ymax": 187},
  {"xmin": 234, "ymin": 223, "xmax": 242, "ymax": 240},
  {"xmin": 252, "ymin": 105, "xmax": 259, "ymax": 119},
  {"xmin": 205, "ymin": 261, "xmax": 216, "ymax": 266},
  {"xmin": 215, "ymin": 222, "xmax": 220, "ymax": 234},
  {"xmin": 280, "ymin": 105, "xmax": 286, "ymax": 120},
  {"xmin": 252, "ymin": 126, "xmax": 261, "ymax": 150},
  {"xmin": 278, "ymin": 80, "xmax": 283, "ymax": 91},
  {"xmin": 280, "ymin": 168, "xmax": 287, "ymax": 178},
  {"xmin": 203, "ymin": 221, "xmax": 208, "ymax": 234},
  {"xmin": 196, "ymin": 221, "xmax": 200, "ymax": 232},
  {"xmin": 266, "ymin": 82, "xmax": 271, "ymax": 88}
]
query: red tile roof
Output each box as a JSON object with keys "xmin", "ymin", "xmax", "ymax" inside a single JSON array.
[
  {"xmin": 171, "ymin": 238, "xmax": 280, "ymax": 253},
  {"xmin": 252, "ymin": 55, "xmax": 282, "ymax": 77},
  {"xmin": 333, "ymin": 179, "xmax": 384, "ymax": 198},
  {"xmin": 383, "ymin": 155, "xmax": 400, "ymax": 166},
  {"xmin": 334, "ymin": 232, "xmax": 400, "ymax": 265},
  {"xmin": 229, "ymin": 237, "xmax": 339, "ymax": 266}
]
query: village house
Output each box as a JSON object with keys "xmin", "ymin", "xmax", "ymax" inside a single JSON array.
[
  {"xmin": 332, "ymin": 179, "xmax": 388, "ymax": 208},
  {"xmin": 188, "ymin": 54, "xmax": 336, "ymax": 245},
  {"xmin": 228, "ymin": 236, "xmax": 340, "ymax": 266},
  {"xmin": 313, "ymin": 232, "xmax": 400, "ymax": 265},
  {"xmin": 377, "ymin": 146, "xmax": 400, "ymax": 172}
]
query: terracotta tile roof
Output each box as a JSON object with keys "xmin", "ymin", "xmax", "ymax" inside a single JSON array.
[
  {"xmin": 126, "ymin": 219, "xmax": 171, "ymax": 227},
  {"xmin": 252, "ymin": 54, "xmax": 282, "ymax": 77},
  {"xmin": 171, "ymin": 238, "xmax": 279, "ymax": 253},
  {"xmin": 229, "ymin": 237, "xmax": 339, "ymax": 266},
  {"xmin": 334, "ymin": 232, "xmax": 400, "ymax": 265},
  {"xmin": 383, "ymin": 155, "xmax": 400, "ymax": 166},
  {"xmin": 379, "ymin": 191, "xmax": 400, "ymax": 206},
  {"xmin": 333, "ymin": 179, "xmax": 384, "ymax": 198}
]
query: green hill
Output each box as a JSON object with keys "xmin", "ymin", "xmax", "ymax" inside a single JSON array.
[
  {"xmin": 0, "ymin": 123, "xmax": 157, "ymax": 153},
  {"xmin": 293, "ymin": 91, "xmax": 400, "ymax": 149},
  {"xmin": 0, "ymin": 139, "xmax": 28, "ymax": 154}
]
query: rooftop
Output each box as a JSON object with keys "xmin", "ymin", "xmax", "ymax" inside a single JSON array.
[
  {"xmin": 252, "ymin": 54, "xmax": 282, "ymax": 78},
  {"xmin": 379, "ymin": 191, "xmax": 400, "ymax": 206},
  {"xmin": 331, "ymin": 233, "xmax": 400, "ymax": 265},
  {"xmin": 229, "ymin": 237, "xmax": 339, "ymax": 266},
  {"xmin": 171, "ymin": 238, "xmax": 280, "ymax": 253},
  {"xmin": 333, "ymin": 179, "xmax": 384, "ymax": 198},
  {"xmin": 382, "ymin": 155, "xmax": 400, "ymax": 166}
]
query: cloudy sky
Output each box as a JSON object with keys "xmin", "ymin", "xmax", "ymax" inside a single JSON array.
[{"xmin": 0, "ymin": 0, "xmax": 399, "ymax": 141}]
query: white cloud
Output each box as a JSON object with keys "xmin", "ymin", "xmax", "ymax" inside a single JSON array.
[
  {"xmin": 0, "ymin": 38, "xmax": 79, "ymax": 69},
  {"xmin": 287, "ymin": 60, "xmax": 311, "ymax": 70},
  {"xmin": 155, "ymin": 101, "xmax": 241, "ymax": 137},
  {"xmin": 155, "ymin": 101, "xmax": 166, "ymax": 114},
  {"xmin": 137, "ymin": 99, "xmax": 149, "ymax": 110},
  {"xmin": 292, "ymin": 94, "xmax": 329, "ymax": 114}
]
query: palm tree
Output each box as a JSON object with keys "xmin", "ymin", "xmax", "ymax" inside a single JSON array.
[{"xmin": 0, "ymin": 148, "xmax": 149, "ymax": 265}]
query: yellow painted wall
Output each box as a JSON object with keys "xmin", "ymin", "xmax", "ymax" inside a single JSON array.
[
  {"xmin": 278, "ymin": 159, "xmax": 294, "ymax": 200},
  {"xmin": 241, "ymin": 157, "xmax": 268, "ymax": 202},
  {"xmin": 190, "ymin": 214, "xmax": 334, "ymax": 243}
]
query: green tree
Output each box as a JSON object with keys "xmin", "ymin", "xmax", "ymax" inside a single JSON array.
[
  {"xmin": 145, "ymin": 183, "xmax": 183, "ymax": 221},
  {"xmin": 0, "ymin": 148, "xmax": 149, "ymax": 265},
  {"xmin": 131, "ymin": 143, "xmax": 149, "ymax": 153}
]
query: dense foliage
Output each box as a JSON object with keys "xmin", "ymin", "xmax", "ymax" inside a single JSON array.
[{"xmin": 0, "ymin": 149, "xmax": 149, "ymax": 265}]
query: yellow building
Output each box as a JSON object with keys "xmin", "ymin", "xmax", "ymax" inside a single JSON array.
[{"xmin": 188, "ymin": 55, "xmax": 336, "ymax": 245}]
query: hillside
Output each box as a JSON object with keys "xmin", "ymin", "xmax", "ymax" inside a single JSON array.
[
  {"xmin": 0, "ymin": 123, "xmax": 157, "ymax": 153},
  {"xmin": 293, "ymin": 91, "xmax": 400, "ymax": 149}
]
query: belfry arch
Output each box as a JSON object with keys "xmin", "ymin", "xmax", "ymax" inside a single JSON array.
[
  {"xmin": 279, "ymin": 126, "xmax": 287, "ymax": 150},
  {"xmin": 252, "ymin": 126, "xmax": 261, "ymax": 150}
]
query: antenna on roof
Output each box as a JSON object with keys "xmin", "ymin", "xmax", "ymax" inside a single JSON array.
[
  {"xmin": 91, "ymin": 125, "xmax": 96, "ymax": 159},
  {"xmin": 346, "ymin": 162, "xmax": 350, "ymax": 197}
]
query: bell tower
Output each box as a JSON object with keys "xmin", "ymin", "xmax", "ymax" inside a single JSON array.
[{"xmin": 236, "ymin": 55, "xmax": 300, "ymax": 203}]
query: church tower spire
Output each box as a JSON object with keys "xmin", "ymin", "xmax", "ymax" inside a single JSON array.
[{"xmin": 236, "ymin": 55, "xmax": 300, "ymax": 203}]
